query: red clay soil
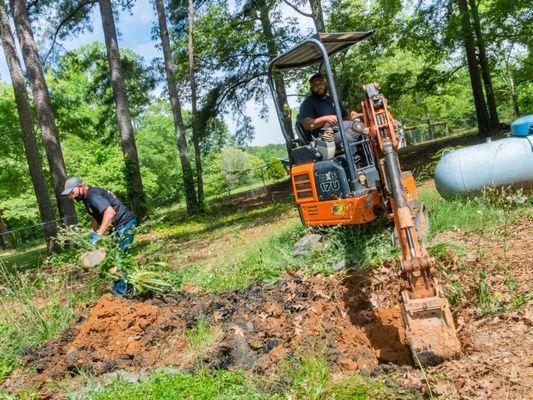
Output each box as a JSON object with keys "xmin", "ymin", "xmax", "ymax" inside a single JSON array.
[{"xmin": 19, "ymin": 265, "xmax": 410, "ymax": 386}]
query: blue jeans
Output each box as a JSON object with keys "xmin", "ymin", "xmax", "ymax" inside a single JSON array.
[
  {"xmin": 115, "ymin": 218, "xmax": 137, "ymax": 254},
  {"xmin": 112, "ymin": 218, "xmax": 137, "ymax": 296}
]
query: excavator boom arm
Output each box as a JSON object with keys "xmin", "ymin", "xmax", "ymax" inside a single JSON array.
[{"xmin": 361, "ymin": 83, "xmax": 461, "ymax": 365}]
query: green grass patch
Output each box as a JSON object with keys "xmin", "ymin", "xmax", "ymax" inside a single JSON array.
[
  {"xmin": 164, "ymin": 216, "xmax": 399, "ymax": 293},
  {"xmin": 419, "ymin": 186, "xmax": 532, "ymax": 238},
  {"xmin": 78, "ymin": 370, "xmax": 265, "ymax": 400},
  {"xmin": 0, "ymin": 241, "xmax": 48, "ymax": 272},
  {"xmin": 73, "ymin": 351, "xmax": 410, "ymax": 400}
]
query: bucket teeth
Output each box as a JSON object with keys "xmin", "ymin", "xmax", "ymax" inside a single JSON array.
[{"xmin": 401, "ymin": 286, "xmax": 461, "ymax": 366}]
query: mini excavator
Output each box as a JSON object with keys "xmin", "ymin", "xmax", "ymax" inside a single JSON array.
[{"xmin": 268, "ymin": 31, "xmax": 461, "ymax": 366}]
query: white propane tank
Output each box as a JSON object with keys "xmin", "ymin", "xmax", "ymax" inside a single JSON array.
[{"xmin": 434, "ymin": 131, "xmax": 533, "ymax": 199}]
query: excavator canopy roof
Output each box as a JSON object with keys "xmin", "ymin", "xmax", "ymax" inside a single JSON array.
[{"xmin": 270, "ymin": 31, "xmax": 375, "ymax": 71}]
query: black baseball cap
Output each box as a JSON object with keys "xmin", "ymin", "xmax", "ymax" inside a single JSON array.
[{"xmin": 309, "ymin": 73, "xmax": 325, "ymax": 83}]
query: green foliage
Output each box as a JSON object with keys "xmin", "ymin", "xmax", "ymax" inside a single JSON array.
[
  {"xmin": 266, "ymin": 157, "xmax": 286, "ymax": 180},
  {"xmin": 0, "ymin": 84, "xmax": 43, "ymax": 227},
  {"xmin": 245, "ymin": 144, "xmax": 287, "ymax": 163},
  {"xmin": 46, "ymin": 224, "xmax": 171, "ymax": 295},
  {"xmin": 218, "ymin": 147, "xmax": 266, "ymax": 188}
]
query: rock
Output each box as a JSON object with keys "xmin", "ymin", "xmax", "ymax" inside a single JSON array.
[
  {"xmin": 332, "ymin": 259, "xmax": 346, "ymax": 271},
  {"xmin": 292, "ymin": 233, "xmax": 324, "ymax": 257},
  {"xmin": 248, "ymin": 337, "xmax": 264, "ymax": 350}
]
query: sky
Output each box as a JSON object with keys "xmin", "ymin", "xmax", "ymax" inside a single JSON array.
[{"xmin": 0, "ymin": 0, "xmax": 315, "ymax": 146}]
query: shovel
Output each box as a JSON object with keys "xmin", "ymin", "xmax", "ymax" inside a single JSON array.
[{"xmin": 80, "ymin": 248, "xmax": 106, "ymax": 268}]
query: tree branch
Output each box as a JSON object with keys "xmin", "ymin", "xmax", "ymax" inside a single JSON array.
[
  {"xmin": 43, "ymin": 0, "xmax": 98, "ymax": 63},
  {"xmin": 281, "ymin": 0, "xmax": 311, "ymax": 18}
]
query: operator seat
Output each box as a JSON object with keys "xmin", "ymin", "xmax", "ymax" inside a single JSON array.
[{"xmin": 295, "ymin": 114, "xmax": 315, "ymax": 144}]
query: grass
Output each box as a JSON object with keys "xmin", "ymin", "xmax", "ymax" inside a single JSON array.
[
  {"xmin": 0, "ymin": 241, "xmax": 48, "ymax": 273},
  {"xmin": 71, "ymin": 349, "xmax": 410, "ymax": 400},
  {"xmin": 418, "ymin": 185, "xmax": 532, "ymax": 239}
]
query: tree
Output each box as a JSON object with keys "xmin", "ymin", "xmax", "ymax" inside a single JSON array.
[
  {"xmin": 187, "ymin": 0, "xmax": 204, "ymax": 210},
  {"xmin": 0, "ymin": 0, "xmax": 58, "ymax": 252},
  {"xmin": 50, "ymin": 43, "xmax": 156, "ymax": 143},
  {"xmin": 457, "ymin": 0, "xmax": 491, "ymax": 135},
  {"xmin": 10, "ymin": 0, "xmax": 77, "ymax": 225},
  {"xmin": 267, "ymin": 157, "xmax": 286, "ymax": 180},
  {"xmin": 98, "ymin": 0, "xmax": 147, "ymax": 220},
  {"xmin": 255, "ymin": 0, "xmax": 294, "ymax": 139},
  {"xmin": 282, "ymin": 0, "xmax": 325, "ymax": 32},
  {"xmin": 154, "ymin": 0, "xmax": 198, "ymax": 215},
  {"xmin": 468, "ymin": 0, "xmax": 499, "ymax": 129}
]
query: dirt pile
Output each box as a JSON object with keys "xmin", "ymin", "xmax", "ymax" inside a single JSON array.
[{"xmin": 23, "ymin": 265, "xmax": 409, "ymax": 384}]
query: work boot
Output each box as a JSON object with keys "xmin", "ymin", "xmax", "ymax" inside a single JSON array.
[{"xmin": 112, "ymin": 271, "xmax": 136, "ymax": 297}]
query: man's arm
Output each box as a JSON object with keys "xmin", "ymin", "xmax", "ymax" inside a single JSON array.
[
  {"xmin": 302, "ymin": 115, "xmax": 338, "ymax": 131},
  {"xmin": 97, "ymin": 206, "xmax": 116, "ymax": 236}
]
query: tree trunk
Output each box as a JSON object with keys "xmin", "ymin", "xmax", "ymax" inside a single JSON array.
[
  {"xmin": 0, "ymin": 0, "xmax": 58, "ymax": 252},
  {"xmin": 0, "ymin": 209, "xmax": 12, "ymax": 249},
  {"xmin": 188, "ymin": 0, "xmax": 204, "ymax": 210},
  {"xmin": 258, "ymin": 0, "xmax": 294, "ymax": 139},
  {"xmin": 468, "ymin": 0, "xmax": 499, "ymax": 130},
  {"xmin": 457, "ymin": 0, "xmax": 491, "ymax": 136},
  {"xmin": 308, "ymin": 0, "xmax": 325, "ymax": 33},
  {"xmin": 508, "ymin": 68, "xmax": 519, "ymax": 118},
  {"xmin": 10, "ymin": 0, "xmax": 77, "ymax": 226},
  {"xmin": 155, "ymin": 0, "xmax": 197, "ymax": 215},
  {"xmin": 99, "ymin": 0, "xmax": 147, "ymax": 220}
]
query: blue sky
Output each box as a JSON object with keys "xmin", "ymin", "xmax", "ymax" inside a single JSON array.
[{"xmin": 0, "ymin": 0, "xmax": 315, "ymax": 146}]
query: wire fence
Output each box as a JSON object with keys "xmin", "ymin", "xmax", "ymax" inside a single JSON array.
[
  {"xmin": 399, "ymin": 117, "xmax": 475, "ymax": 146},
  {"xmin": 0, "ymin": 160, "xmax": 289, "ymax": 252}
]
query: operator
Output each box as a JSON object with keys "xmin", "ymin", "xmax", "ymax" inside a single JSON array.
[
  {"xmin": 299, "ymin": 73, "xmax": 361, "ymax": 142},
  {"xmin": 61, "ymin": 176, "xmax": 137, "ymax": 296}
]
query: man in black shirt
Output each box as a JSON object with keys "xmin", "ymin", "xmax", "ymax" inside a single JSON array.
[
  {"xmin": 62, "ymin": 177, "xmax": 137, "ymax": 296},
  {"xmin": 299, "ymin": 73, "xmax": 360, "ymax": 141}
]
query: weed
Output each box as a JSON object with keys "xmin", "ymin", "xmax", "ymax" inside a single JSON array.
[
  {"xmin": 477, "ymin": 270, "xmax": 507, "ymax": 315},
  {"xmin": 444, "ymin": 281, "xmax": 464, "ymax": 307},
  {"xmin": 282, "ymin": 350, "xmax": 331, "ymax": 400},
  {"xmin": 0, "ymin": 261, "xmax": 74, "ymax": 381},
  {"xmin": 418, "ymin": 186, "xmax": 531, "ymax": 239}
]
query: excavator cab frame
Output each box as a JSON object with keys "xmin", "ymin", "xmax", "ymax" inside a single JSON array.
[{"xmin": 268, "ymin": 31, "xmax": 374, "ymax": 182}]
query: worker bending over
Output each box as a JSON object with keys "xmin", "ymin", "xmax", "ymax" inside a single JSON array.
[{"xmin": 62, "ymin": 176, "xmax": 137, "ymax": 296}]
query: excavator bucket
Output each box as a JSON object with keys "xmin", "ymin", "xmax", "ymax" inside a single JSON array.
[{"xmin": 401, "ymin": 284, "xmax": 461, "ymax": 366}]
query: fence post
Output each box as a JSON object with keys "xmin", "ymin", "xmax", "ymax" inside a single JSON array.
[
  {"xmin": 444, "ymin": 121, "xmax": 449, "ymax": 137},
  {"xmin": 426, "ymin": 112, "xmax": 433, "ymax": 140}
]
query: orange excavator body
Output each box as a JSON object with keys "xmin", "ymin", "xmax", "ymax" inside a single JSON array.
[{"xmin": 291, "ymin": 162, "xmax": 418, "ymax": 226}]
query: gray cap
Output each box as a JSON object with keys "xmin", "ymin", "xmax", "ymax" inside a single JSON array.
[{"xmin": 61, "ymin": 176, "xmax": 84, "ymax": 195}]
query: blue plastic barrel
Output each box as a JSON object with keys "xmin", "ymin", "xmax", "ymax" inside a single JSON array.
[{"xmin": 511, "ymin": 115, "xmax": 533, "ymax": 137}]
